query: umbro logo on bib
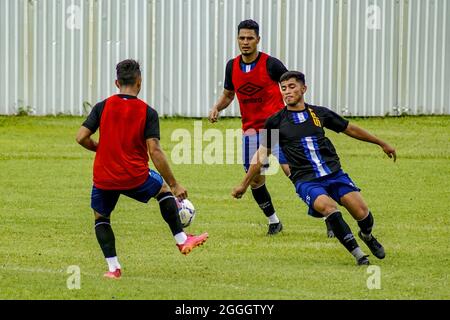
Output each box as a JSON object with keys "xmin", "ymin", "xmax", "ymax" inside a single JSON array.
[{"xmin": 238, "ymin": 82, "xmax": 263, "ymax": 96}]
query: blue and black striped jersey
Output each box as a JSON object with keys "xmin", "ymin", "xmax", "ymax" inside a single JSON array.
[{"xmin": 263, "ymin": 104, "xmax": 349, "ymax": 183}]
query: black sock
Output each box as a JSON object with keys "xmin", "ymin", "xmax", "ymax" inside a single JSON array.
[
  {"xmin": 95, "ymin": 217, "xmax": 116, "ymax": 258},
  {"xmin": 326, "ymin": 211, "xmax": 359, "ymax": 253},
  {"xmin": 358, "ymin": 211, "xmax": 374, "ymax": 236},
  {"xmin": 157, "ymin": 192, "xmax": 184, "ymax": 236},
  {"xmin": 251, "ymin": 184, "xmax": 275, "ymax": 218}
]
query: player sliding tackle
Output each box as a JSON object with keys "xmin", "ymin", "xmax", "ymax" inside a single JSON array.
[{"xmin": 232, "ymin": 71, "xmax": 396, "ymax": 265}]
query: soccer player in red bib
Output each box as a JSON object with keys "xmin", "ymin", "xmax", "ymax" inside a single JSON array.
[
  {"xmin": 209, "ymin": 20, "xmax": 332, "ymax": 236},
  {"xmin": 233, "ymin": 71, "xmax": 396, "ymax": 265},
  {"xmin": 76, "ymin": 60, "xmax": 208, "ymax": 279}
]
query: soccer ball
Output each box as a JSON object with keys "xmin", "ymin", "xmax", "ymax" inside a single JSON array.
[{"xmin": 176, "ymin": 199, "xmax": 196, "ymax": 228}]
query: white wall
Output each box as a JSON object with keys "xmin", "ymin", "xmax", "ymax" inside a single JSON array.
[{"xmin": 0, "ymin": 0, "xmax": 449, "ymax": 116}]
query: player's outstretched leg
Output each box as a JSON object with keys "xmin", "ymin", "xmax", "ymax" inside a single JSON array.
[
  {"xmin": 95, "ymin": 214, "xmax": 122, "ymax": 279},
  {"xmin": 340, "ymin": 192, "xmax": 385, "ymax": 259},
  {"xmin": 156, "ymin": 190, "xmax": 208, "ymax": 255},
  {"xmin": 325, "ymin": 211, "xmax": 369, "ymax": 265}
]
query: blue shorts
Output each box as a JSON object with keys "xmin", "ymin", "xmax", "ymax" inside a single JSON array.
[
  {"xmin": 294, "ymin": 170, "xmax": 361, "ymax": 218},
  {"xmin": 91, "ymin": 169, "xmax": 164, "ymax": 217},
  {"xmin": 242, "ymin": 133, "xmax": 288, "ymax": 172}
]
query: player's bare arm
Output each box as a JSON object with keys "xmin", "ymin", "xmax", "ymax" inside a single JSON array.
[
  {"xmin": 232, "ymin": 145, "xmax": 271, "ymax": 199},
  {"xmin": 343, "ymin": 123, "xmax": 397, "ymax": 161},
  {"xmin": 146, "ymin": 138, "xmax": 187, "ymax": 199},
  {"xmin": 76, "ymin": 126, "xmax": 98, "ymax": 152},
  {"xmin": 208, "ymin": 89, "xmax": 235, "ymax": 123}
]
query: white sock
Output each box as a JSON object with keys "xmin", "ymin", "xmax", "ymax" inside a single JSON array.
[
  {"xmin": 174, "ymin": 232, "xmax": 188, "ymax": 245},
  {"xmin": 268, "ymin": 213, "xmax": 280, "ymax": 224},
  {"xmin": 106, "ymin": 256, "xmax": 121, "ymax": 272},
  {"xmin": 351, "ymin": 247, "xmax": 366, "ymax": 260}
]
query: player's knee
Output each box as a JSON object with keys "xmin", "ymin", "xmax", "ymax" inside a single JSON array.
[
  {"xmin": 323, "ymin": 205, "xmax": 339, "ymax": 216},
  {"xmin": 354, "ymin": 204, "xmax": 369, "ymax": 218},
  {"xmin": 313, "ymin": 199, "xmax": 338, "ymax": 216},
  {"xmin": 94, "ymin": 211, "xmax": 107, "ymax": 220},
  {"xmin": 157, "ymin": 183, "xmax": 171, "ymax": 197}
]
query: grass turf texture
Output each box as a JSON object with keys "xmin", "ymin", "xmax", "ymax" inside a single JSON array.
[{"xmin": 0, "ymin": 115, "xmax": 449, "ymax": 299}]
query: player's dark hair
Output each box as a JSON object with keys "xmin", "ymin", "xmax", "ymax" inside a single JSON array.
[
  {"xmin": 280, "ymin": 71, "xmax": 306, "ymax": 85},
  {"xmin": 238, "ymin": 19, "xmax": 260, "ymax": 37},
  {"xmin": 116, "ymin": 59, "xmax": 141, "ymax": 86}
]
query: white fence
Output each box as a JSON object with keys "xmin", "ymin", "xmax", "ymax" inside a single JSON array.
[{"xmin": 0, "ymin": 0, "xmax": 449, "ymax": 116}]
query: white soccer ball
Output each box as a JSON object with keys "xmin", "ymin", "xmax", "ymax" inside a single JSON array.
[{"xmin": 176, "ymin": 198, "xmax": 196, "ymax": 228}]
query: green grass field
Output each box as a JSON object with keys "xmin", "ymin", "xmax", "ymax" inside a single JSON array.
[{"xmin": 0, "ymin": 115, "xmax": 449, "ymax": 300}]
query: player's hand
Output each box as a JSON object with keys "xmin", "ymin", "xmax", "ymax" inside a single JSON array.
[
  {"xmin": 171, "ymin": 183, "xmax": 188, "ymax": 200},
  {"xmin": 232, "ymin": 185, "xmax": 247, "ymax": 199},
  {"xmin": 208, "ymin": 107, "xmax": 220, "ymax": 123},
  {"xmin": 381, "ymin": 143, "xmax": 397, "ymax": 162}
]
